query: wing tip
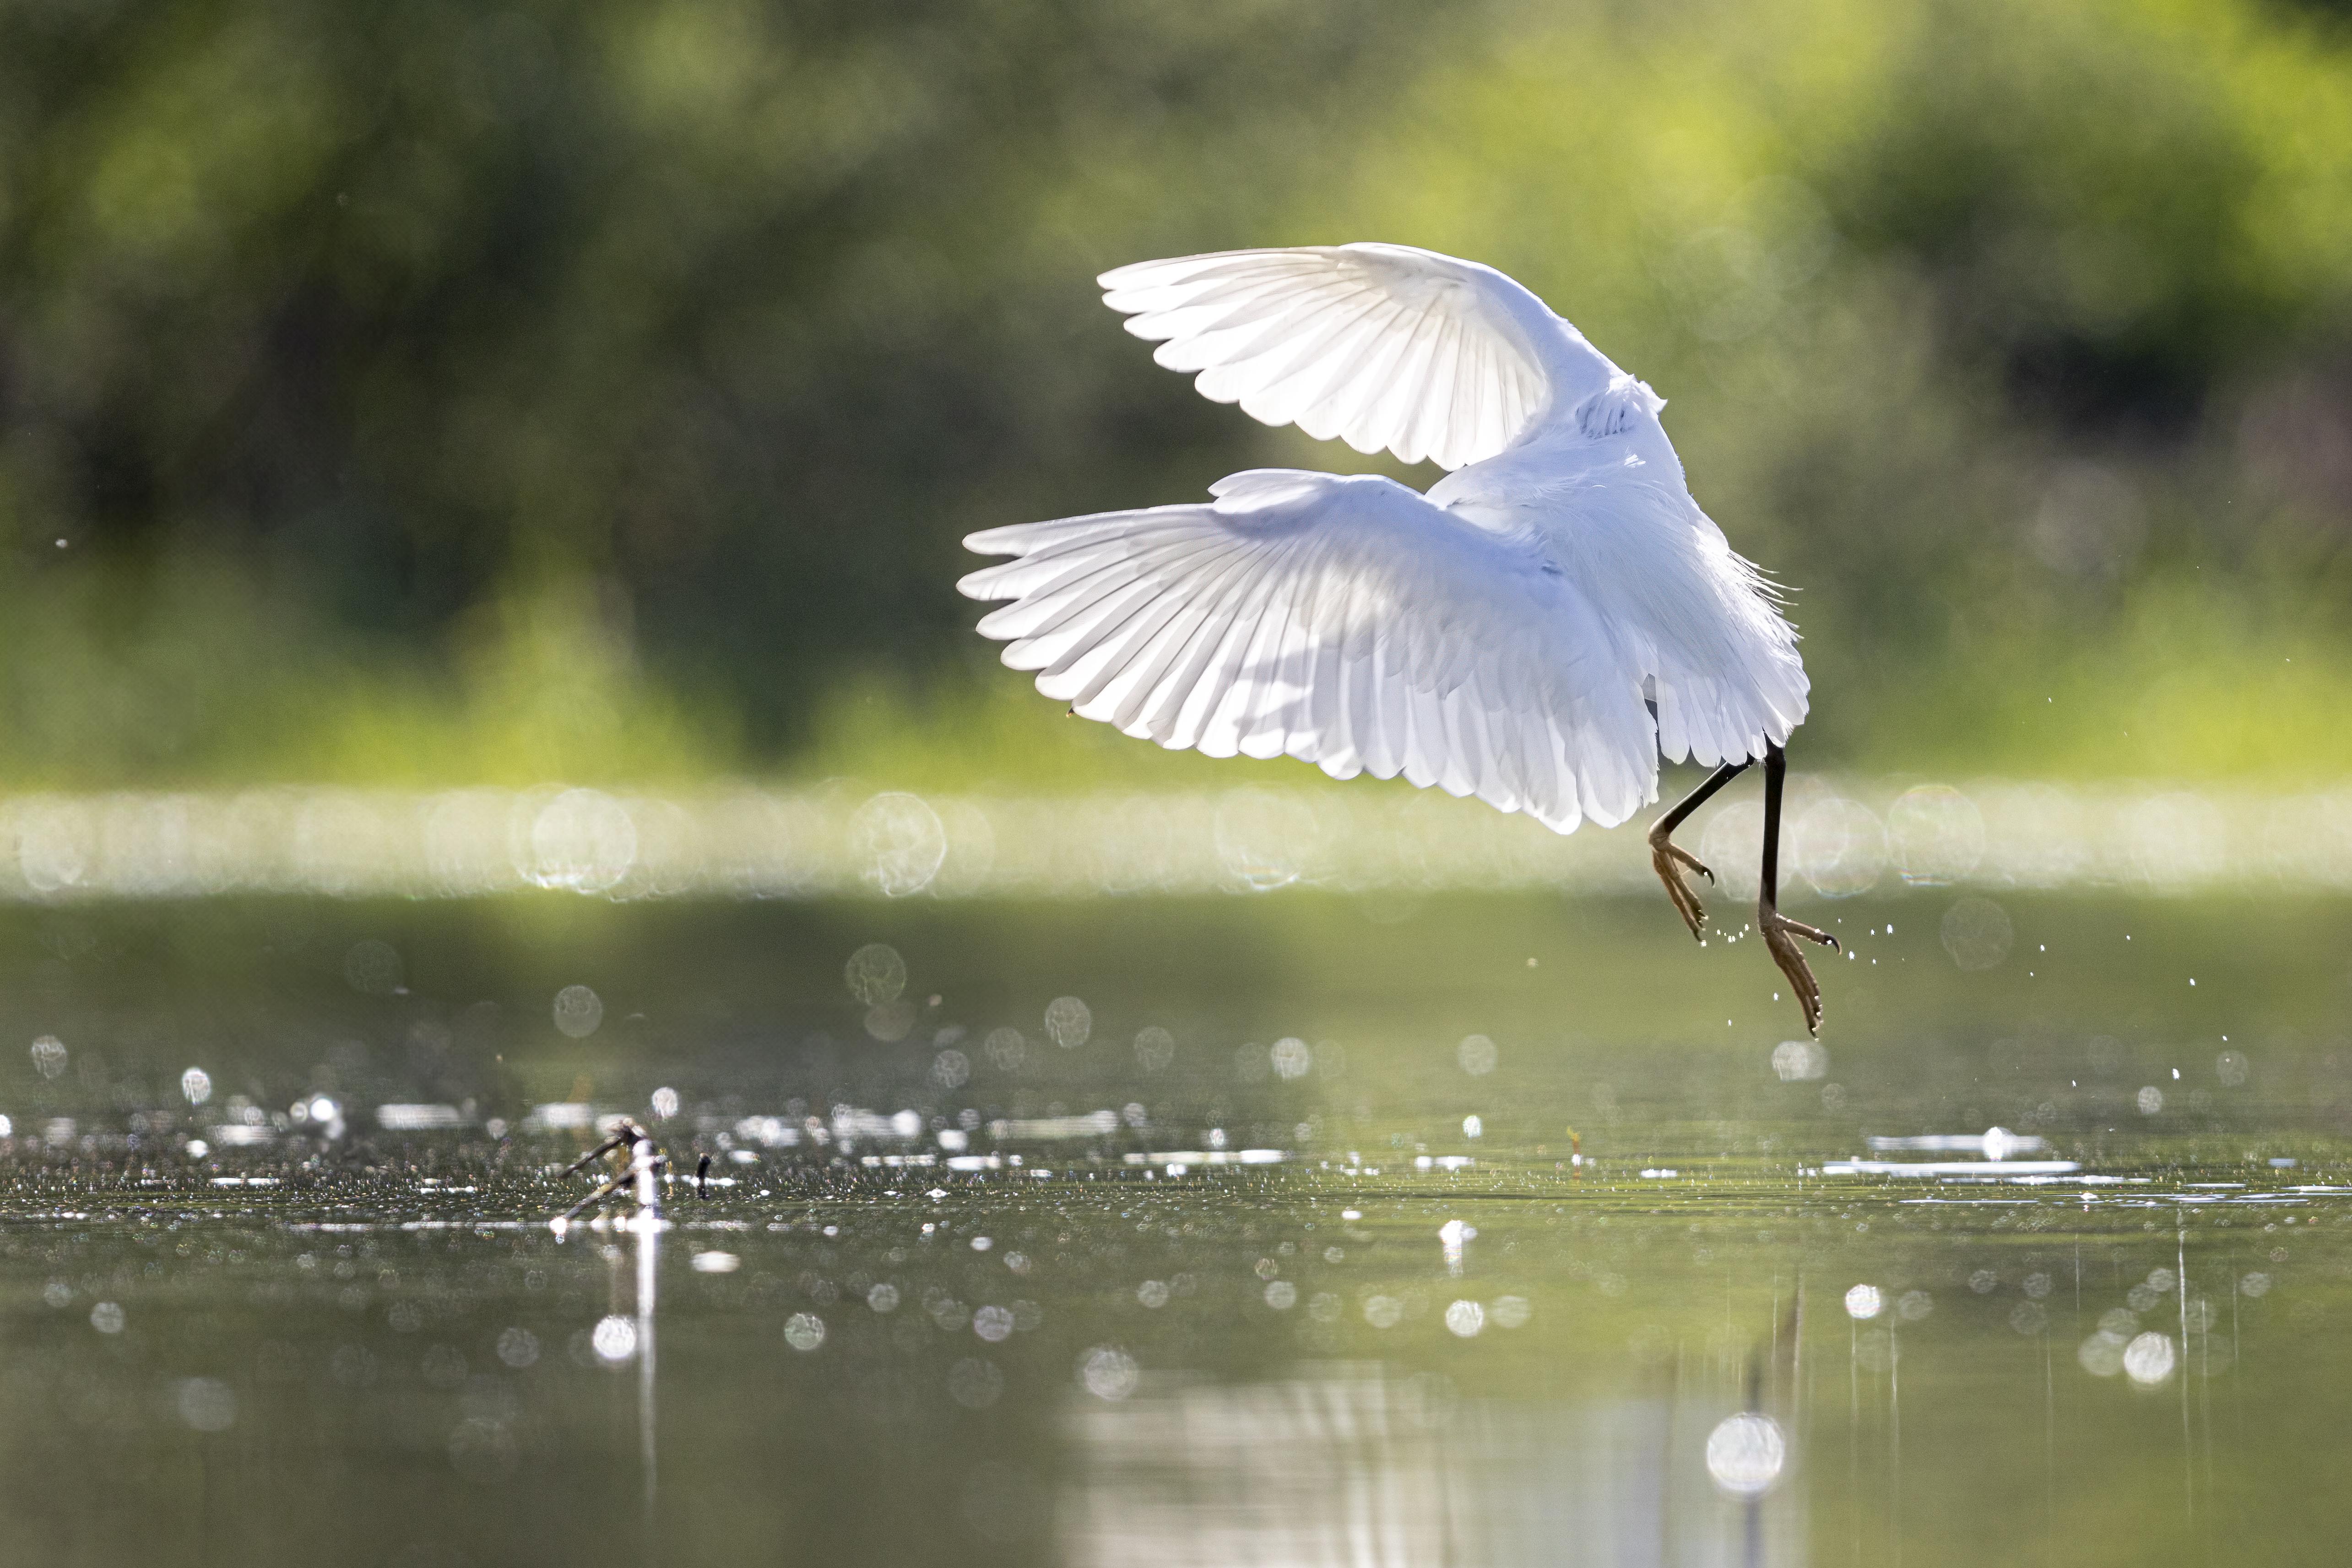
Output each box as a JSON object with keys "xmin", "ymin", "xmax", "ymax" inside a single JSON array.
[
  {"xmin": 961, "ymin": 526, "xmax": 1024, "ymax": 557},
  {"xmin": 1096, "ymin": 257, "xmax": 1176, "ymax": 292},
  {"xmin": 1096, "ymin": 255, "xmax": 1223, "ymax": 293},
  {"xmin": 956, "ymin": 566, "xmax": 1012, "ymax": 602},
  {"xmin": 1097, "ymin": 245, "xmax": 1344, "ymax": 298}
]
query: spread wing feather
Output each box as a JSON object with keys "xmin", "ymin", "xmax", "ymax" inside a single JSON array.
[
  {"xmin": 959, "ymin": 469, "xmax": 1655, "ymax": 832},
  {"xmin": 1099, "ymin": 244, "xmax": 1618, "ymax": 472}
]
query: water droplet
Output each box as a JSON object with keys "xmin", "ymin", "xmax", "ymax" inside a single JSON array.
[
  {"xmin": 1940, "ymin": 897, "xmax": 2013, "ymax": 971},
  {"xmin": 1705, "ymin": 1412, "xmax": 1787, "ymax": 1497},
  {"xmin": 2123, "ymin": 1332, "xmax": 2176, "ymax": 1386},
  {"xmin": 1080, "ymin": 1346, "xmax": 1138, "ymax": 1400},
  {"xmin": 591, "ymin": 1316, "xmax": 638, "ymax": 1363},
  {"xmin": 845, "ymin": 944, "xmax": 907, "ymax": 1005},
  {"xmin": 176, "ymin": 1378, "xmax": 236, "ymax": 1432},
  {"xmin": 552, "ymin": 985, "xmax": 603, "ymax": 1039},
  {"xmin": 851, "ymin": 793, "xmax": 946, "ymax": 896},
  {"xmin": 1044, "ymin": 997, "xmax": 1092, "ymax": 1049},
  {"xmin": 29, "ymin": 1036, "xmax": 66, "ymax": 1081}
]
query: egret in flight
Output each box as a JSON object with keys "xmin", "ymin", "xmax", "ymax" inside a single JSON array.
[{"xmin": 959, "ymin": 245, "xmax": 1838, "ymax": 1031}]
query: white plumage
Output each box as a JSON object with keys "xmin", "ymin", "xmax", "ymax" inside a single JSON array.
[{"xmin": 958, "ymin": 243, "xmax": 1809, "ymax": 836}]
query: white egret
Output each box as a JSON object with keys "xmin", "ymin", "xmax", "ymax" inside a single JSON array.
[{"xmin": 959, "ymin": 244, "xmax": 1837, "ymax": 1029}]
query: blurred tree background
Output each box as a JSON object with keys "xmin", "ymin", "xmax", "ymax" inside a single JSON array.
[{"xmin": 2, "ymin": 0, "xmax": 2350, "ymax": 792}]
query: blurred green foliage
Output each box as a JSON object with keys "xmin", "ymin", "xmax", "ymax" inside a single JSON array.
[{"xmin": 2, "ymin": 0, "xmax": 2351, "ymax": 789}]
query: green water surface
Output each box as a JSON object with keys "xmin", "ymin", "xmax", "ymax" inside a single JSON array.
[{"xmin": 0, "ymin": 890, "xmax": 2343, "ymax": 1567}]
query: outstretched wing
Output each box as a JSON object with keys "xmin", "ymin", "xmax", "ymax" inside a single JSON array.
[
  {"xmin": 1098, "ymin": 244, "xmax": 1620, "ymax": 472},
  {"xmin": 959, "ymin": 469, "xmax": 1655, "ymax": 832}
]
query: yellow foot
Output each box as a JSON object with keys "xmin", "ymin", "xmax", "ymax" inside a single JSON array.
[
  {"xmin": 1648, "ymin": 830, "xmax": 1716, "ymax": 939},
  {"xmin": 1761, "ymin": 902, "xmax": 1839, "ymax": 1035}
]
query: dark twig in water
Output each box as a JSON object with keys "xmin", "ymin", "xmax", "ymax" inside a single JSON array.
[
  {"xmin": 558, "ymin": 1171, "xmax": 631, "ymax": 1226},
  {"xmin": 562, "ymin": 1119, "xmax": 645, "ymax": 1177},
  {"xmin": 554, "ymin": 1121, "xmax": 668, "ymax": 1232}
]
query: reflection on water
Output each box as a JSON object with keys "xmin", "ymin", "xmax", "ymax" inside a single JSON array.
[
  {"xmin": 0, "ymin": 889, "xmax": 2342, "ymax": 1564},
  {"xmin": 634, "ymin": 1193, "xmax": 660, "ymax": 1545},
  {"xmin": 1065, "ymin": 1367, "xmax": 1801, "ymax": 1568},
  {"xmin": 0, "ymin": 1123, "xmax": 2342, "ymax": 1564}
]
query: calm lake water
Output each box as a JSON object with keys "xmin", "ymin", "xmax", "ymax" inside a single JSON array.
[{"xmin": 0, "ymin": 888, "xmax": 2345, "ymax": 1566}]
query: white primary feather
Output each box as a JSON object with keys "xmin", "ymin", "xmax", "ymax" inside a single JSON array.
[
  {"xmin": 962, "ymin": 244, "xmax": 1809, "ymax": 835},
  {"xmin": 961, "ymin": 470, "xmax": 1654, "ymax": 831},
  {"xmin": 1099, "ymin": 244, "xmax": 1620, "ymax": 472}
]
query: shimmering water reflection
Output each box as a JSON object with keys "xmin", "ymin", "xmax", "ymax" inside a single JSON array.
[
  {"xmin": 0, "ymin": 1150, "xmax": 2342, "ymax": 1566},
  {"xmin": 0, "ymin": 890, "xmax": 2345, "ymax": 1565}
]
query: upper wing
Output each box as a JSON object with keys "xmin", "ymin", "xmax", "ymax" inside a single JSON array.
[
  {"xmin": 1098, "ymin": 244, "xmax": 1620, "ymax": 472},
  {"xmin": 959, "ymin": 469, "xmax": 1655, "ymax": 833}
]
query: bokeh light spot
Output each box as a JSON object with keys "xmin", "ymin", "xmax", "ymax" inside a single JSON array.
[
  {"xmin": 1705, "ymin": 1412, "xmax": 1787, "ymax": 1497},
  {"xmin": 552, "ymin": 985, "xmax": 603, "ymax": 1038}
]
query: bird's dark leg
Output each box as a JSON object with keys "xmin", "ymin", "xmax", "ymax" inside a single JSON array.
[
  {"xmin": 1759, "ymin": 740, "xmax": 1838, "ymax": 1034},
  {"xmin": 1648, "ymin": 758, "xmax": 1750, "ymax": 939}
]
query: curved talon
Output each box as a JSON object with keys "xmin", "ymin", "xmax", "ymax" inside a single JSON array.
[
  {"xmin": 1648, "ymin": 835, "xmax": 1713, "ymax": 939},
  {"xmin": 1760, "ymin": 903, "xmax": 1837, "ymax": 1036},
  {"xmin": 1663, "ymin": 841, "xmax": 1715, "ymax": 885},
  {"xmin": 1645, "ymin": 760, "xmax": 1750, "ymax": 944}
]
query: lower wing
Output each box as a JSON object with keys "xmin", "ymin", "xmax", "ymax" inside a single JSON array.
[{"xmin": 958, "ymin": 469, "xmax": 1655, "ymax": 833}]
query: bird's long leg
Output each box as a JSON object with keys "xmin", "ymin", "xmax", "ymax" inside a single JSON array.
[
  {"xmin": 1648, "ymin": 758, "xmax": 1750, "ymax": 939},
  {"xmin": 1759, "ymin": 740, "xmax": 1839, "ymax": 1034}
]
